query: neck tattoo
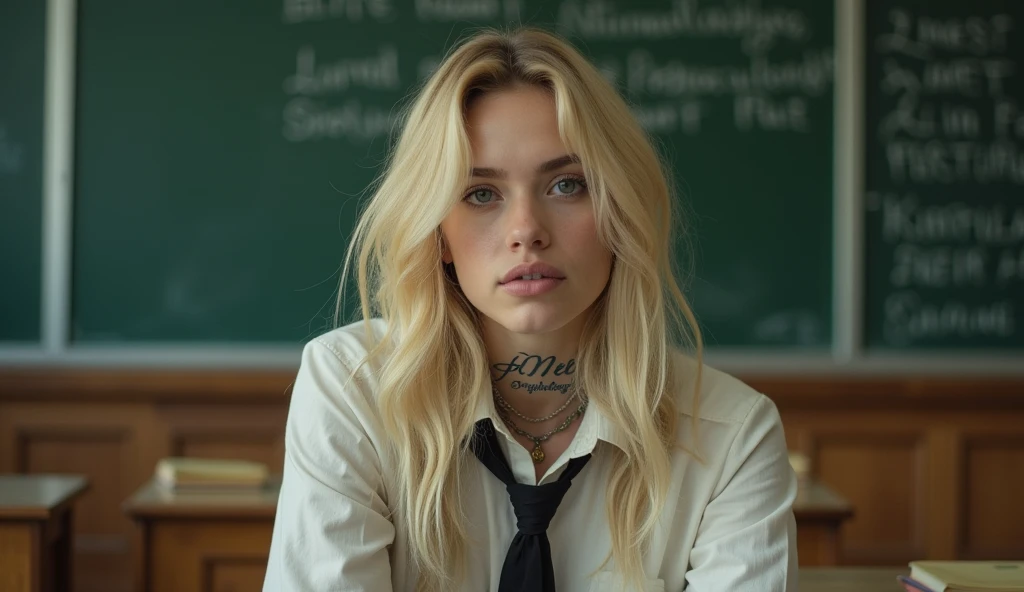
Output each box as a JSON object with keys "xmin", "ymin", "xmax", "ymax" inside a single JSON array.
[{"xmin": 491, "ymin": 352, "xmax": 576, "ymax": 383}]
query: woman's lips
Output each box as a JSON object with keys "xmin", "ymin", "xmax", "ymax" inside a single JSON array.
[{"xmin": 499, "ymin": 277, "xmax": 564, "ymax": 296}]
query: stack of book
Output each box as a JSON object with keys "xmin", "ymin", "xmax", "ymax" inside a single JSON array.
[
  {"xmin": 900, "ymin": 561, "xmax": 1024, "ymax": 592},
  {"xmin": 154, "ymin": 457, "xmax": 270, "ymax": 490}
]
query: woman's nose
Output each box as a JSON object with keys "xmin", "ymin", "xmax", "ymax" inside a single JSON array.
[{"xmin": 505, "ymin": 195, "xmax": 550, "ymax": 251}]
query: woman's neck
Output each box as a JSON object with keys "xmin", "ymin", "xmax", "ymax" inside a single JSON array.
[{"xmin": 482, "ymin": 319, "xmax": 584, "ymax": 422}]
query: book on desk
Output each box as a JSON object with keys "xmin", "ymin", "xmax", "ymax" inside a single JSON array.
[
  {"xmin": 900, "ymin": 561, "xmax": 1024, "ymax": 592},
  {"xmin": 154, "ymin": 457, "xmax": 270, "ymax": 490}
]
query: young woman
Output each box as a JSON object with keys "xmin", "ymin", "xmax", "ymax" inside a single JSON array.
[{"xmin": 264, "ymin": 27, "xmax": 797, "ymax": 592}]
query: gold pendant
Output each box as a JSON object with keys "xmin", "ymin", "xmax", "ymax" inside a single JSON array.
[{"xmin": 531, "ymin": 443, "xmax": 545, "ymax": 463}]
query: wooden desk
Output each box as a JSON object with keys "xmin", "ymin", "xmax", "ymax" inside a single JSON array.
[
  {"xmin": 124, "ymin": 481, "xmax": 278, "ymax": 592},
  {"xmin": 124, "ymin": 476, "xmax": 854, "ymax": 590},
  {"xmin": 793, "ymin": 479, "xmax": 855, "ymax": 566},
  {"xmin": 799, "ymin": 567, "xmax": 907, "ymax": 592},
  {"xmin": 0, "ymin": 474, "xmax": 89, "ymax": 592}
]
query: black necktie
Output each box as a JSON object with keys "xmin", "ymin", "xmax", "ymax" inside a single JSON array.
[{"xmin": 471, "ymin": 418, "xmax": 592, "ymax": 592}]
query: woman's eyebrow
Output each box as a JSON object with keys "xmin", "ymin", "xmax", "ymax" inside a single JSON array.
[
  {"xmin": 469, "ymin": 154, "xmax": 581, "ymax": 179},
  {"xmin": 537, "ymin": 154, "xmax": 580, "ymax": 173}
]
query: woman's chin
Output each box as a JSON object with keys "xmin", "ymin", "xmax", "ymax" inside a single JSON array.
[{"xmin": 487, "ymin": 309, "xmax": 580, "ymax": 337}]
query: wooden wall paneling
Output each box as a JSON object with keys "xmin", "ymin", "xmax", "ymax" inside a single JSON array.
[
  {"xmin": 924, "ymin": 427, "xmax": 961, "ymax": 560},
  {"xmin": 159, "ymin": 404, "xmax": 287, "ymax": 471},
  {"xmin": 806, "ymin": 424, "xmax": 928, "ymax": 565},
  {"xmin": 171, "ymin": 429, "xmax": 283, "ymax": 469},
  {"xmin": 960, "ymin": 433, "xmax": 1024, "ymax": 559},
  {"xmin": 0, "ymin": 369, "xmax": 296, "ymax": 402}
]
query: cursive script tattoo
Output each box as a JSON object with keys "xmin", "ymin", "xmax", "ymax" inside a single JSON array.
[
  {"xmin": 509, "ymin": 380, "xmax": 572, "ymax": 395},
  {"xmin": 492, "ymin": 353, "xmax": 576, "ymax": 382}
]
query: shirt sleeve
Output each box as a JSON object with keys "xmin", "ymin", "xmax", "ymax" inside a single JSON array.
[
  {"xmin": 684, "ymin": 394, "xmax": 799, "ymax": 592},
  {"xmin": 263, "ymin": 338, "xmax": 396, "ymax": 591}
]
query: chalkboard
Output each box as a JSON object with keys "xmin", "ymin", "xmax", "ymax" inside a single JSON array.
[
  {"xmin": 864, "ymin": 0, "xmax": 1024, "ymax": 349},
  {"xmin": 0, "ymin": 0, "xmax": 45, "ymax": 342},
  {"xmin": 73, "ymin": 0, "xmax": 835, "ymax": 346}
]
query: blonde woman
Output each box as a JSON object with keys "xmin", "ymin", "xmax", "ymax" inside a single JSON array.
[{"xmin": 264, "ymin": 27, "xmax": 797, "ymax": 592}]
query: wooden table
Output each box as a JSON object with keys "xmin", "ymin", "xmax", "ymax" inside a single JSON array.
[
  {"xmin": 124, "ymin": 480, "xmax": 278, "ymax": 592},
  {"xmin": 126, "ymin": 475, "xmax": 855, "ymax": 591},
  {"xmin": 799, "ymin": 567, "xmax": 908, "ymax": 592},
  {"xmin": 0, "ymin": 474, "xmax": 89, "ymax": 592},
  {"xmin": 793, "ymin": 479, "xmax": 855, "ymax": 566}
]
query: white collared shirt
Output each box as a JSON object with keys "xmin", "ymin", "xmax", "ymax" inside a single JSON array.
[{"xmin": 264, "ymin": 319, "xmax": 798, "ymax": 591}]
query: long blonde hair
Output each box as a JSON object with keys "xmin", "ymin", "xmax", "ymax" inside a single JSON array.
[{"xmin": 336, "ymin": 27, "xmax": 703, "ymax": 592}]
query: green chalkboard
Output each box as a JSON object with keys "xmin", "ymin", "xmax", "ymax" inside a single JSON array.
[
  {"xmin": 73, "ymin": 0, "xmax": 834, "ymax": 346},
  {"xmin": 0, "ymin": 0, "xmax": 45, "ymax": 342},
  {"xmin": 864, "ymin": 0, "xmax": 1024, "ymax": 349}
]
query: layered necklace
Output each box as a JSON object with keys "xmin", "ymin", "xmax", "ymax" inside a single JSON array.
[{"xmin": 491, "ymin": 384, "xmax": 588, "ymax": 464}]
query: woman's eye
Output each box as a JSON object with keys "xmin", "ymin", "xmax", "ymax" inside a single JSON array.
[
  {"xmin": 556, "ymin": 179, "xmax": 578, "ymax": 193},
  {"xmin": 552, "ymin": 176, "xmax": 586, "ymax": 196},
  {"xmin": 466, "ymin": 188, "xmax": 496, "ymax": 204}
]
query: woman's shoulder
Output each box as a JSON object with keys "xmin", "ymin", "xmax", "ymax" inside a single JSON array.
[
  {"xmin": 670, "ymin": 351, "xmax": 776, "ymax": 426},
  {"xmin": 296, "ymin": 318, "xmax": 395, "ymax": 403},
  {"xmin": 307, "ymin": 317, "xmax": 392, "ymax": 368},
  {"xmin": 289, "ymin": 319, "xmax": 394, "ymax": 436}
]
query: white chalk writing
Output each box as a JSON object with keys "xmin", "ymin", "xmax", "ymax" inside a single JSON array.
[
  {"xmin": 877, "ymin": 193, "xmax": 1024, "ymax": 245},
  {"xmin": 631, "ymin": 101, "xmax": 705, "ymax": 134},
  {"xmin": 875, "ymin": 9, "xmax": 1013, "ymax": 58},
  {"xmin": 283, "ymin": 46, "xmax": 400, "ymax": 96},
  {"xmin": 625, "ymin": 48, "xmax": 833, "ymax": 97},
  {"xmin": 557, "ymin": 0, "xmax": 807, "ymax": 55},
  {"xmin": 620, "ymin": 46, "xmax": 830, "ymax": 134},
  {"xmin": 884, "ymin": 292, "xmax": 1014, "ymax": 345},
  {"xmin": 870, "ymin": 8, "xmax": 1022, "ymax": 346},
  {"xmin": 885, "ymin": 139, "xmax": 1024, "ymax": 184},
  {"xmin": 282, "ymin": 98, "xmax": 394, "ymax": 142},
  {"xmin": 282, "ymin": 0, "xmax": 393, "ymax": 23},
  {"xmin": 735, "ymin": 95, "xmax": 808, "ymax": 132},
  {"xmin": 415, "ymin": 0, "xmax": 505, "ymax": 21}
]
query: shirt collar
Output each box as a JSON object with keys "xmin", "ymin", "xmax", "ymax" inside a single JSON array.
[{"xmin": 472, "ymin": 386, "xmax": 629, "ymax": 456}]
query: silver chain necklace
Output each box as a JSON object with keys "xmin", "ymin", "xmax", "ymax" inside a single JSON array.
[
  {"xmin": 492, "ymin": 393, "xmax": 588, "ymax": 464},
  {"xmin": 491, "ymin": 384, "xmax": 577, "ymax": 423}
]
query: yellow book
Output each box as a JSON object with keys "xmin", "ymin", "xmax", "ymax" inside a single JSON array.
[
  {"xmin": 909, "ymin": 561, "xmax": 1024, "ymax": 592},
  {"xmin": 155, "ymin": 457, "xmax": 269, "ymax": 489}
]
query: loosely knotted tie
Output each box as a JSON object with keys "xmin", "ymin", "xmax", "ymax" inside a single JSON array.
[{"xmin": 471, "ymin": 418, "xmax": 592, "ymax": 592}]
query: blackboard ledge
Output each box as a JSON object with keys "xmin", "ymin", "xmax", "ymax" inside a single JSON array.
[
  {"xmin": 0, "ymin": 345, "xmax": 1021, "ymax": 376},
  {"xmin": 0, "ymin": 344, "xmax": 303, "ymax": 370}
]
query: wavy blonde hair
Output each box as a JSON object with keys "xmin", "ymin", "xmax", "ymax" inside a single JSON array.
[{"xmin": 336, "ymin": 27, "xmax": 703, "ymax": 592}]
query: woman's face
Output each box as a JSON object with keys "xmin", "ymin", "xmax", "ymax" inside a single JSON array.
[{"xmin": 439, "ymin": 86, "xmax": 614, "ymax": 336}]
